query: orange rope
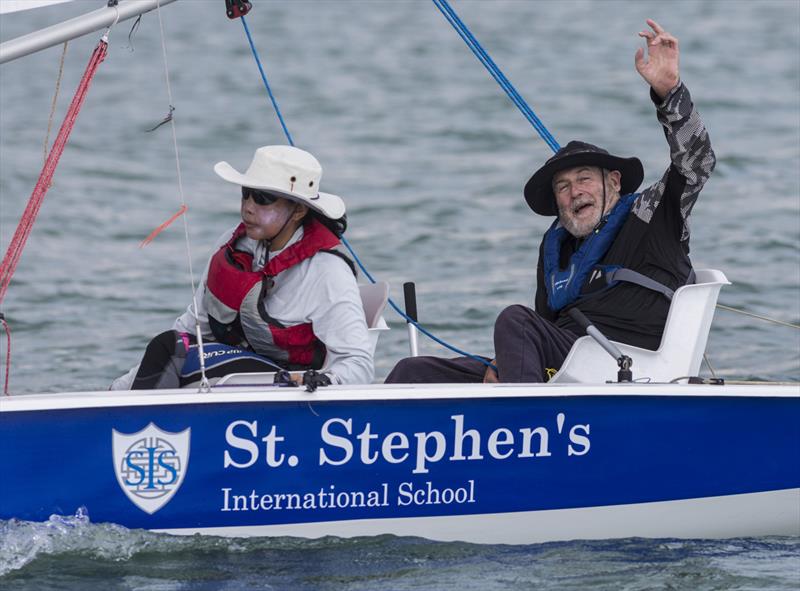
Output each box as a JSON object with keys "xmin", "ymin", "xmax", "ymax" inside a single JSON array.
[
  {"xmin": 140, "ymin": 204, "xmax": 188, "ymax": 247},
  {"xmin": 44, "ymin": 42, "xmax": 69, "ymax": 166}
]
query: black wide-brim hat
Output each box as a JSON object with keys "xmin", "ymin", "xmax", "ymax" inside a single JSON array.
[{"xmin": 523, "ymin": 140, "xmax": 644, "ymax": 216}]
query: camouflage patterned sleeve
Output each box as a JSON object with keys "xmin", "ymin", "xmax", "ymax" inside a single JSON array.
[{"xmin": 631, "ymin": 82, "xmax": 716, "ymax": 240}]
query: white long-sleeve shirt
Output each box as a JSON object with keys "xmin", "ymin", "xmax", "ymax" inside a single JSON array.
[{"xmin": 172, "ymin": 224, "xmax": 374, "ymax": 385}]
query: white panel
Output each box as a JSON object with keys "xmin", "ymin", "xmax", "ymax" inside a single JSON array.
[
  {"xmin": 154, "ymin": 489, "xmax": 800, "ymax": 544},
  {"xmin": 2, "ymin": 382, "xmax": 799, "ymax": 413}
]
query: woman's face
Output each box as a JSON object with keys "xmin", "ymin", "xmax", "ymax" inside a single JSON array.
[{"xmin": 240, "ymin": 190, "xmax": 298, "ymax": 242}]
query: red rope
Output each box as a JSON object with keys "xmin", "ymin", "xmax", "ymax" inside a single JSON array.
[
  {"xmin": 0, "ymin": 39, "xmax": 108, "ymax": 394},
  {"xmin": 0, "ymin": 39, "xmax": 107, "ymax": 304}
]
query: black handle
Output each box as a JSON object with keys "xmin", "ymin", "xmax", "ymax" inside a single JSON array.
[
  {"xmin": 567, "ymin": 307, "xmax": 592, "ymax": 332},
  {"xmin": 403, "ymin": 282, "xmax": 418, "ymax": 322}
]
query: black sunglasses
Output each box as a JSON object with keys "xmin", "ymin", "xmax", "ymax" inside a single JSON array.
[{"xmin": 242, "ymin": 187, "xmax": 280, "ymax": 206}]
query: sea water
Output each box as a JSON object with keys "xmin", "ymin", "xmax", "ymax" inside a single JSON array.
[
  {"xmin": 1, "ymin": 0, "xmax": 798, "ymax": 588},
  {"xmin": 1, "ymin": 512, "xmax": 798, "ymax": 590}
]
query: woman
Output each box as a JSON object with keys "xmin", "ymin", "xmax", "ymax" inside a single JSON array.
[{"xmin": 112, "ymin": 145, "xmax": 373, "ymax": 390}]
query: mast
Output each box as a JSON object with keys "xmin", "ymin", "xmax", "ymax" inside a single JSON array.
[{"xmin": 0, "ymin": 0, "xmax": 180, "ymax": 65}]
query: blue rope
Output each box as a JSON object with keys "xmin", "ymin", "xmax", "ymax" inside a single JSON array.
[
  {"xmin": 432, "ymin": 0, "xmax": 560, "ymax": 153},
  {"xmin": 340, "ymin": 236, "xmax": 495, "ymax": 369},
  {"xmin": 241, "ymin": 16, "xmax": 294, "ymax": 146},
  {"xmin": 237, "ymin": 14, "xmax": 496, "ymax": 371}
]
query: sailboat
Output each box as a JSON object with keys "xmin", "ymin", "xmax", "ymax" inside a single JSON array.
[{"xmin": 0, "ymin": 0, "xmax": 797, "ymax": 544}]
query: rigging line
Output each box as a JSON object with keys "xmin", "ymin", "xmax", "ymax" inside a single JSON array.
[
  {"xmin": 433, "ymin": 0, "xmax": 559, "ymax": 150},
  {"xmin": 439, "ymin": 6, "xmax": 548, "ymax": 141},
  {"xmin": 0, "ymin": 39, "xmax": 107, "ymax": 394},
  {"xmin": 238, "ymin": 13, "xmax": 494, "ymax": 370},
  {"xmin": 339, "ymin": 236, "xmax": 497, "ymax": 370},
  {"xmin": 0, "ymin": 39, "xmax": 107, "ymax": 305},
  {"xmin": 103, "ymin": 0, "xmax": 121, "ymax": 40},
  {"xmin": 240, "ymin": 15, "xmax": 294, "ymax": 146},
  {"xmin": 126, "ymin": 14, "xmax": 143, "ymax": 52},
  {"xmin": 702, "ymin": 353, "xmax": 717, "ymax": 379},
  {"xmin": 716, "ymin": 303, "xmax": 800, "ymax": 330},
  {"xmin": 44, "ymin": 42, "xmax": 68, "ymax": 166},
  {"xmin": 153, "ymin": 0, "xmax": 210, "ymax": 391},
  {"xmin": 0, "ymin": 315, "xmax": 9, "ymax": 395},
  {"xmin": 433, "ymin": 1, "xmax": 553, "ymax": 145},
  {"xmin": 431, "ymin": 0, "xmax": 560, "ymax": 152},
  {"xmin": 433, "ymin": 0, "xmax": 559, "ymax": 152}
]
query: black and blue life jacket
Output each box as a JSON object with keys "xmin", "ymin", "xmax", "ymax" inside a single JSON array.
[{"xmin": 543, "ymin": 193, "xmax": 679, "ymax": 312}]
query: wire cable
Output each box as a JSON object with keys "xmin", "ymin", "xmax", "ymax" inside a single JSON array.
[
  {"xmin": 716, "ymin": 303, "xmax": 799, "ymax": 330},
  {"xmin": 154, "ymin": 0, "xmax": 210, "ymax": 391}
]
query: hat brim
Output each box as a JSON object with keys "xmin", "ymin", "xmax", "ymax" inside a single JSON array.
[
  {"xmin": 524, "ymin": 152, "xmax": 644, "ymax": 216},
  {"xmin": 214, "ymin": 161, "xmax": 346, "ymax": 220}
]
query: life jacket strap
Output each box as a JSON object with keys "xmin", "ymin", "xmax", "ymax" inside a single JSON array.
[
  {"xmin": 605, "ymin": 268, "xmax": 695, "ymax": 300},
  {"xmin": 320, "ymin": 248, "xmax": 357, "ymax": 277}
]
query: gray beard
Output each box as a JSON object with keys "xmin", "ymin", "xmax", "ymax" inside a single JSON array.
[{"xmin": 558, "ymin": 207, "xmax": 601, "ymax": 238}]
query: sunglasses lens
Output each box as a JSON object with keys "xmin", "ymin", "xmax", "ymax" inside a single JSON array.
[{"xmin": 242, "ymin": 187, "xmax": 279, "ymax": 206}]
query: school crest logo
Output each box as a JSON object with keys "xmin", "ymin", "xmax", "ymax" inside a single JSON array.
[{"xmin": 112, "ymin": 423, "xmax": 191, "ymax": 514}]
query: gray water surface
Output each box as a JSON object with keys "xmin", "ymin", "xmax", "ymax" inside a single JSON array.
[
  {"xmin": 1, "ymin": 0, "xmax": 798, "ymax": 391},
  {"xmin": 1, "ymin": 513, "xmax": 799, "ymax": 590},
  {"xmin": 1, "ymin": 0, "xmax": 798, "ymax": 588}
]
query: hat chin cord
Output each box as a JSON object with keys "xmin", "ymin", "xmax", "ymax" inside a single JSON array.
[
  {"xmin": 263, "ymin": 204, "xmax": 301, "ymax": 251},
  {"xmin": 592, "ymin": 169, "xmax": 608, "ymax": 233}
]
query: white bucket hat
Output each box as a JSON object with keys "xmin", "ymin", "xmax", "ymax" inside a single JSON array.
[{"xmin": 214, "ymin": 145, "xmax": 345, "ymax": 219}]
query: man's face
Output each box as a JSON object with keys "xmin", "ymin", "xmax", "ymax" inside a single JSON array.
[{"xmin": 552, "ymin": 166, "xmax": 621, "ymax": 238}]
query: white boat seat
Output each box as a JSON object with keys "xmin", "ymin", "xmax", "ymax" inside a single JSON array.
[
  {"xmin": 360, "ymin": 281, "xmax": 390, "ymax": 329},
  {"xmin": 549, "ymin": 269, "xmax": 730, "ymax": 384},
  {"xmin": 215, "ymin": 281, "xmax": 390, "ymax": 387},
  {"xmin": 361, "ymin": 281, "xmax": 390, "ymax": 357}
]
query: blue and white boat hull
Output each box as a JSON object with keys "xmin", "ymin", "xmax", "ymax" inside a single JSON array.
[{"xmin": 2, "ymin": 383, "xmax": 798, "ymax": 543}]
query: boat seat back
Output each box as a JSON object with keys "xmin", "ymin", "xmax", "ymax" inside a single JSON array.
[
  {"xmin": 549, "ymin": 269, "xmax": 730, "ymax": 383},
  {"xmin": 360, "ymin": 281, "xmax": 390, "ymax": 357},
  {"xmin": 360, "ymin": 281, "xmax": 389, "ymax": 329}
]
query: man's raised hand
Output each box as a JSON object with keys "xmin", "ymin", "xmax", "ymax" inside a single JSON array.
[{"xmin": 635, "ymin": 19, "xmax": 680, "ymax": 100}]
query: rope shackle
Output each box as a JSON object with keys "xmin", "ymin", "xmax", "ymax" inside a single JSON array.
[{"xmin": 226, "ymin": 0, "xmax": 252, "ymax": 20}]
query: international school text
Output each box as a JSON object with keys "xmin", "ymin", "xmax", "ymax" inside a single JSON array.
[{"xmin": 221, "ymin": 412, "xmax": 590, "ymax": 513}]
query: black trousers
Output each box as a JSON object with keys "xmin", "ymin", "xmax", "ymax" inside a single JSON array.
[
  {"xmin": 384, "ymin": 305, "xmax": 579, "ymax": 383},
  {"xmin": 131, "ymin": 331, "xmax": 281, "ymax": 390}
]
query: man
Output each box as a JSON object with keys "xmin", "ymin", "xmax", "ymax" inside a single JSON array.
[{"xmin": 385, "ymin": 19, "xmax": 715, "ymax": 384}]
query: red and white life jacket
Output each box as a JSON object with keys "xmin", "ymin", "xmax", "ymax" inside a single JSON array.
[{"xmin": 203, "ymin": 219, "xmax": 341, "ymax": 369}]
